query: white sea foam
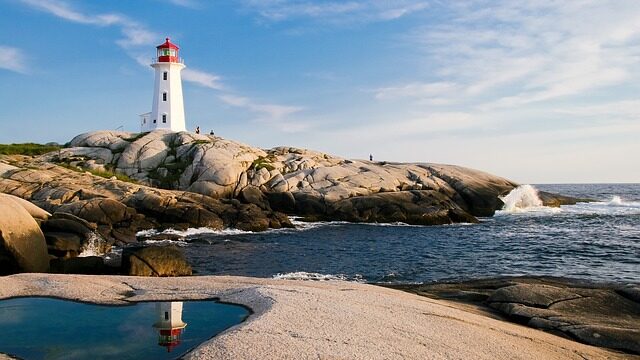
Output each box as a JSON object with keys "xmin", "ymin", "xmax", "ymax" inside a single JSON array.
[
  {"xmin": 78, "ymin": 233, "xmax": 104, "ymax": 257},
  {"xmin": 561, "ymin": 196, "xmax": 640, "ymax": 216},
  {"xmin": 497, "ymin": 185, "xmax": 640, "ymax": 217},
  {"xmin": 142, "ymin": 239, "xmax": 188, "ymax": 246},
  {"xmin": 497, "ymin": 184, "xmax": 555, "ymax": 215},
  {"xmin": 273, "ymin": 271, "xmax": 365, "ymax": 282},
  {"xmin": 136, "ymin": 227, "xmax": 254, "ymax": 238}
]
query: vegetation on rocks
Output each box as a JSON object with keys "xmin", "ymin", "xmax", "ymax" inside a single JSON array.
[{"xmin": 0, "ymin": 143, "xmax": 61, "ymax": 156}]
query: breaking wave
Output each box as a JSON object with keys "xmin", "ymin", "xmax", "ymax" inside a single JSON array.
[
  {"xmin": 272, "ymin": 271, "xmax": 365, "ymax": 282},
  {"xmin": 497, "ymin": 185, "xmax": 640, "ymax": 216},
  {"xmin": 136, "ymin": 227, "xmax": 254, "ymax": 238}
]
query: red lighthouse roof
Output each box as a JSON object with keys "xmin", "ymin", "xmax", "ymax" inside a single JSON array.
[
  {"xmin": 157, "ymin": 37, "xmax": 179, "ymax": 50},
  {"xmin": 155, "ymin": 37, "xmax": 181, "ymax": 63}
]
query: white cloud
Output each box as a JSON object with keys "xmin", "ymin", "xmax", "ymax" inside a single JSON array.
[
  {"xmin": 182, "ymin": 68, "xmax": 224, "ymax": 90},
  {"xmin": 219, "ymin": 94, "xmax": 303, "ymax": 119},
  {"xmin": 374, "ymin": 82, "xmax": 459, "ymax": 102},
  {"xmin": 0, "ymin": 46, "xmax": 29, "ymax": 74},
  {"xmin": 240, "ymin": 0, "xmax": 428, "ymax": 23},
  {"xmin": 165, "ymin": 0, "xmax": 199, "ymax": 8},
  {"xmin": 20, "ymin": 0, "xmax": 157, "ymax": 49},
  {"xmin": 383, "ymin": 1, "xmax": 640, "ymax": 112}
]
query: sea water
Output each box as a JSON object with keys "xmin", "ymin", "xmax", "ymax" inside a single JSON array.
[{"xmin": 135, "ymin": 184, "xmax": 640, "ymax": 284}]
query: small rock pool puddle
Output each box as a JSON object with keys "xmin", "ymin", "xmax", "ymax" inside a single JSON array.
[{"xmin": 0, "ymin": 297, "xmax": 248, "ymax": 360}]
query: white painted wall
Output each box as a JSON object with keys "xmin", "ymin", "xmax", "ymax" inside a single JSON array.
[{"xmin": 142, "ymin": 61, "xmax": 186, "ymax": 132}]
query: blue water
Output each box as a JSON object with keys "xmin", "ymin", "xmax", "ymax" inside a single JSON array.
[
  {"xmin": 0, "ymin": 298, "xmax": 248, "ymax": 360},
  {"xmin": 139, "ymin": 184, "xmax": 640, "ymax": 284}
]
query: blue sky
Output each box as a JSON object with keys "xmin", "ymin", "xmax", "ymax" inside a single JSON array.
[{"xmin": 1, "ymin": 0, "xmax": 639, "ymax": 183}]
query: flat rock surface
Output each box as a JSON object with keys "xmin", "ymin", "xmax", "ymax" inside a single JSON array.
[
  {"xmin": 0, "ymin": 274, "xmax": 632, "ymax": 360},
  {"xmin": 389, "ymin": 277, "xmax": 640, "ymax": 355}
]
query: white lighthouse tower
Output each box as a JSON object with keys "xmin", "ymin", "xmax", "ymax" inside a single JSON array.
[{"xmin": 140, "ymin": 38, "xmax": 186, "ymax": 132}]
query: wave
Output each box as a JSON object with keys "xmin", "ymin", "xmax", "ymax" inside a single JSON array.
[
  {"xmin": 496, "ymin": 185, "xmax": 559, "ymax": 215},
  {"xmin": 78, "ymin": 233, "xmax": 107, "ymax": 257},
  {"xmin": 562, "ymin": 196, "xmax": 640, "ymax": 216},
  {"xmin": 142, "ymin": 239, "xmax": 189, "ymax": 246},
  {"xmin": 272, "ymin": 271, "xmax": 365, "ymax": 282},
  {"xmin": 136, "ymin": 227, "xmax": 254, "ymax": 238},
  {"xmin": 497, "ymin": 185, "xmax": 640, "ymax": 217}
]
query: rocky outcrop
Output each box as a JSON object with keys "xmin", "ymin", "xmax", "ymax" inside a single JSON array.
[
  {"xmin": 0, "ymin": 195, "xmax": 49, "ymax": 273},
  {"xmin": 390, "ymin": 277, "xmax": 640, "ymax": 354},
  {"xmin": 0, "ymin": 155, "xmax": 292, "ymax": 248},
  {"xmin": 45, "ymin": 130, "xmax": 573, "ymax": 225},
  {"xmin": 122, "ymin": 245, "xmax": 192, "ymax": 276}
]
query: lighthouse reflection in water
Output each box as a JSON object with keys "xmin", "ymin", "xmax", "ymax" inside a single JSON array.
[{"xmin": 153, "ymin": 302, "xmax": 188, "ymax": 352}]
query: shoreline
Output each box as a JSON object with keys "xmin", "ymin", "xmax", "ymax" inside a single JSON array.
[{"xmin": 0, "ymin": 274, "xmax": 635, "ymax": 359}]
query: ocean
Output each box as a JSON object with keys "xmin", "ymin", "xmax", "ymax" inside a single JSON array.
[{"xmin": 136, "ymin": 184, "xmax": 640, "ymax": 284}]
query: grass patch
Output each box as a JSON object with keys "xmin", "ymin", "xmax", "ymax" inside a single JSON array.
[
  {"xmin": 0, "ymin": 143, "xmax": 61, "ymax": 156},
  {"xmin": 251, "ymin": 156, "xmax": 275, "ymax": 172},
  {"xmin": 58, "ymin": 163, "xmax": 137, "ymax": 183}
]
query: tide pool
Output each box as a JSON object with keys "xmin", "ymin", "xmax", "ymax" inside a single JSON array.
[{"xmin": 0, "ymin": 297, "xmax": 248, "ymax": 360}]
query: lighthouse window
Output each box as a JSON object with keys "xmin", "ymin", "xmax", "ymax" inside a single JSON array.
[
  {"xmin": 164, "ymin": 312, "xmax": 169, "ymax": 320},
  {"xmin": 163, "ymin": 72, "xmax": 167, "ymax": 81},
  {"xmin": 162, "ymin": 114, "xmax": 167, "ymax": 123},
  {"xmin": 162, "ymin": 92, "xmax": 167, "ymax": 101}
]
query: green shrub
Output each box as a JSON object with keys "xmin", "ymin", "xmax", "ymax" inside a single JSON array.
[
  {"xmin": 0, "ymin": 143, "xmax": 62, "ymax": 156},
  {"xmin": 252, "ymin": 156, "xmax": 275, "ymax": 172}
]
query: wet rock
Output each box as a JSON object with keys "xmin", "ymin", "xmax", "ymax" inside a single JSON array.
[
  {"xmin": 42, "ymin": 212, "xmax": 96, "ymax": 236},
  {"xmin": 50, "ymin": 256, "xmax": 108, "ymax": 275},
  {"xmin": 618, "ymin": 286, "xmax": 640, "ymax": 303},
  {"xmin": 488, "ymin": 284, "xmax": 582, "ymax": 307},
  {"xmin": 390, "ymin": 277, "xmax": 640, "ymax": 354},
  {"xmin": 0, "ymin": 195, "xmax": 49, "ymax": 273},
  {"xmin": 310, "ymin": 190, "xmax": 478, "ymax": 225},
  {"xmin": 122, "ymin": 245, "xmax": 192, "ymax": 277},
  {"xmin": 239, "ymin": 185, "xmax": 271, "ymax": 210},
  {"xmin": 44, "ymin": 231, "xmax": 82, "ymax": 256}
]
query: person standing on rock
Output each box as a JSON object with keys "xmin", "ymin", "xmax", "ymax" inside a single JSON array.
[
  {"xmin": 369, "ymin": 154, "xmax": 373, "ymax": 161},
  {"xmin": 195, "ymin": 126, "xmax": 200, "ymax": 134},
  {"xmin": 210, "ymin": 130, "xmax": 214, "ymax": 135}
]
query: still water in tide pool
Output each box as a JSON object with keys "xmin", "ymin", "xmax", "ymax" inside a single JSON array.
[
  {"xmin": 0, "ymin": 298, "xmax": 248, "ymax": 360},
  {"xmin": 138, "ymin": 184, "xmax": 640, "ymax": 284}
]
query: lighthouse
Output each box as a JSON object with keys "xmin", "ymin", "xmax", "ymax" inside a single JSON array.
[
  {"xmin": 140, "ymin": 38, "xmax": 186, "ymax": 132},
  {"xmin": 153, "ymin": 302, "xmax": 188, "ymax": 352}
]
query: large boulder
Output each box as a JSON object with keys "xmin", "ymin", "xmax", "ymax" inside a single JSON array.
[
  {"xmin": 122, "ymin": 246, "xmax": 192, "ymax": 276},
  {"xmin": 0, "ymin": 195, "xmax": 49, "ymax": 273},
  {"xmin": 0, "ymin": 193, "xmax": 51, "ymax": 221}
]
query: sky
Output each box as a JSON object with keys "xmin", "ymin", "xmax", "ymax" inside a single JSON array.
[{"xmin": 1, "ymin": 0, "xmax": 639, "ymax": 183}]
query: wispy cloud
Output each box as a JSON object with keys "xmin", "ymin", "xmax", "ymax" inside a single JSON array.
[
  {"xmin": 165, "ymin": 0, "xmax": 199, "ymax": 8},
  {"xmin": 381, "ymin": 1, "xmax": 640, "ymax": 111},
  {"xmin": 219, "ymin": 94, "xmax": 307, "ymax": 132},
  {"xmin": 219, "ymin": 94, "xmax": 303, "ymax": 119},
  {"xmin": 240, "ymin": 0, "xmax": 428, "ymax": 24},
  {"xmin": 20, "ymin": 0, "xmax": 157, "ymax": 49},
  {"xmin": 182, "ymin": 68, "xmax": 224, "ymax": 90},
  {"xmin": 0, "ymin": 46, "xmax": 29, "ymax": 74}
]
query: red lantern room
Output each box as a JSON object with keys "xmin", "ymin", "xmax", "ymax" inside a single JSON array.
[{"xmin": 156, "ymin": 37, "xmax": 180, "ymax": 63}]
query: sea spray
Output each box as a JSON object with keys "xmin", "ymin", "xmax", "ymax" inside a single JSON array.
[
  {"xmin": 499, "ymin": 184, "xmax": 544, "ymax": 213},
  {"xmin": 78, "ymin": 232, "xmax": 104, "ymax": 257}
]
